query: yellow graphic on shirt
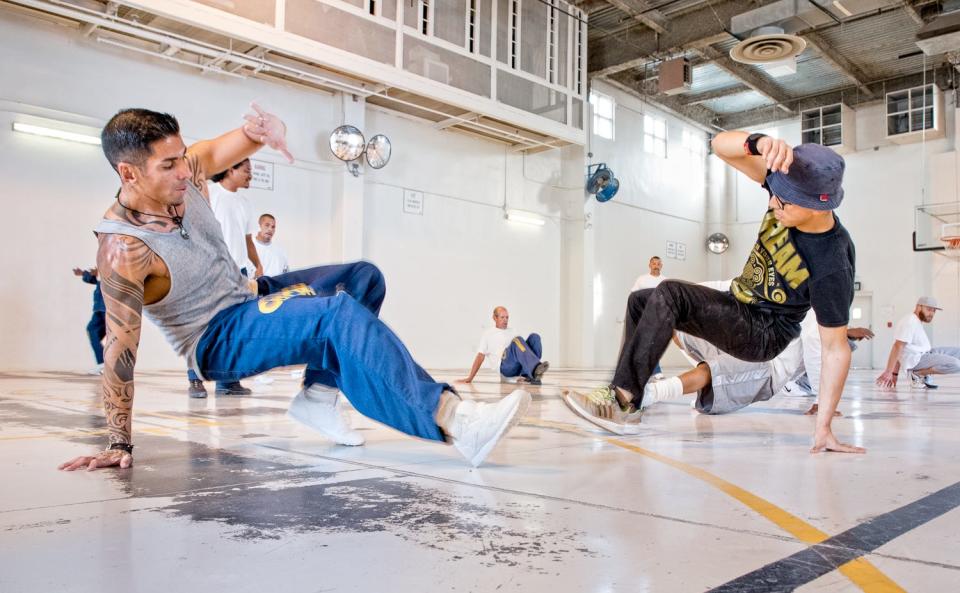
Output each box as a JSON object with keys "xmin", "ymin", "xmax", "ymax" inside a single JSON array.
[
  {"xmin": 731, "ymin": 210, "xmax": 810, "ymax": 306},
  {"xmin": 258, "ymin": 283, "xmax": 316, "ymax": 313}
]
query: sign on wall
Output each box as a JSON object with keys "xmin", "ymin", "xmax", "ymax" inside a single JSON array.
[
  {"xmin": 676, "ymin": 242, "xmax": 686, "ymax": 261},
  {"xmin": 665, "ymin": 241, "xmax": 677, "ymax": 259},
  {"xmin": 250, "ymin": 160, "xmax": 274, "ymax": 190},
  {"xmin": 403, "ymin": 189, "xmax": 424, "ymax": 215}
]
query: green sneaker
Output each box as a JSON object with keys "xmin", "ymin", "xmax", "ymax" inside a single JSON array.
[{"xmin": 562, "ymin": 386, "xmax": 643, "ymax": 435}]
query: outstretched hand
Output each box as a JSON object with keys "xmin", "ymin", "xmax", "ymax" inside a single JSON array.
[
  {"xmin": 756, "ymin": 136, "xmax": 793, "ymax": 174},
  {"xmin": 810, "ymin": 429, "xmax": 865, "ymax": 454},
  {"xmin": 59, "ymin": 449, "xmax": 133, "ymax": 471},
  {"xmin": 243, "ymin": 102, "xmax": 294, "ymax": 164}
]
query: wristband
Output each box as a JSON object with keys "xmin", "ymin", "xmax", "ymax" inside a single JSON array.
[
  {"xmin": 744, "ymin": 133, "xmax": 767, "ymax": 156},
  {"xmin": 109, "ymin": 442, "xmax": 134, "ymax": 454}
]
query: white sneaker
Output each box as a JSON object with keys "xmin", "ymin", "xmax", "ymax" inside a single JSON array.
[
  {"xmin": 909, "ymin": 372, "xmax": 928, "ymax": 389},
  {"xmin": 287, "ymin": 387, "xmax": 365, "ymax": 446},
  {"xmin": 652, "ymin": 372, "xmax": 665, "ymax": 381},
  {"xmin": 86, "ymin": 363, "xmax": 104, "ymax": 376},
  {"xmin": 448, "ymin": 389, "xmax": 531, "ymax": 467}
]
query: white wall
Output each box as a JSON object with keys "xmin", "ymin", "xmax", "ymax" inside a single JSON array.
[
  {"xmin": 0, "ymin": 10, "xmax": 339, "ymax": 370},
  {"xmin": 584, "ymin": 81, "xmax": 712, "ymax": 366},
  {"xmin": 0, "ymin": 9, "xmax": 582, "ymax": 372}
]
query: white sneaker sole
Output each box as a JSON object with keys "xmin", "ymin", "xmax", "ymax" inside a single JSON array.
[
  {"xmin": 287, "ymin": 398, "xmax": 365, "ymax": 446},
  {"xmin": 458, "ymin": 389, "xmax": 531, "ymax": 467},
  {"xmin": 562, "ymin": 390, "xmax": 643, "ymax": 436}
]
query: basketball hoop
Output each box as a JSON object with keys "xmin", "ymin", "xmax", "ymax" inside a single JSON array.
[{"xmin": 941, "ymin": 223, "xmax": 960, "ymax": 249}]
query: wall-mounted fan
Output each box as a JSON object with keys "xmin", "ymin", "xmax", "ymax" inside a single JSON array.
[{"xmin": 585, "ymin": 163, "xmax": 619, "ymax": 203}]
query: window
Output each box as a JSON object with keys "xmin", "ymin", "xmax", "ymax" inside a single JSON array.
[
  {"xmin": 644, "ymin": 114, "xmax": 666, "ymax": 157},
  {"xmin": 574, "ymin": 8, "xmax": 585, "ymax": 95},
  {"xmin": 466, "ymin": 0, "xmax": 478, "ymax": 53},
  {"xmin": 546, "ymin": 0, "xmax": 559, "ymax": 84},
  {"xmin": 509, "ymin": 0, "xmax": 521, "ymax": 69},
  {"xmin": 418, "ymin": 0, "xmax": 432, "ymax": 36},
  {"xmin": 590, "ymin": 91, "xmax": 615, "ymax": 140},
  {"xmin": 681, "ymin": 129, "xmax": 704, "ymax": 157}
]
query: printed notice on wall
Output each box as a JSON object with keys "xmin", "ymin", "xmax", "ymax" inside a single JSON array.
[
  {"xmin": 250, "ymin": 160, "xmax": 274, "ymax": 191},
  {"xmin": 665, "ymin": 241, "xmax": 677, "ymax": 259},
  {"xmin": 676, "ymin": 242, "xmax": 687, "ymax": 261},
  {"xmin": 403, "ymin": 189, "xmax": 424, "ymax": 215}
]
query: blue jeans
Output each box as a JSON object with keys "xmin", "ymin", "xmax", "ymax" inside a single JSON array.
[
  {"xmin": 195, "ymin": 263, "xmax": 447, "ymax": 441},
  {"xmin": 500, "ymin": 333, "xmax": 543, "ymax": 379},
  {"xmin": 86, "ymin": 311, "xmax": 105, "ymax": 365}
]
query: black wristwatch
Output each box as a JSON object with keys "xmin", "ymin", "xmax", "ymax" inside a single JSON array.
[
  {"xmin": 744, "ymin": 132, "xmax": 767, "ymax": 156},
  {"xmin": 109, "ymin": 442, "xmax": 134, "ymax": 454}
]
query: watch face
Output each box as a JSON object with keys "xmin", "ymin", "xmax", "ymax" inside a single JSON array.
[{"xmin": 365, "ymin": 135, "xmax": 392, "ymax": 169}]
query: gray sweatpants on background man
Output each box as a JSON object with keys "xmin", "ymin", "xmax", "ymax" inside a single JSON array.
[
  {"xmin": 677, "ymin": 334, "xmax": 805, "ymax": 415},
  {"xmin": 912, "ymin": 347, "xmax": 960, "ymax": 374}
]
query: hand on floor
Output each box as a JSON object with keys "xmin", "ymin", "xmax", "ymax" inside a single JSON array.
[
  {"xmin": 58, "ymin": 449, "xmax": 133, "ymax": 471},
  {"xmin": 804, "ymin": 403, "xmax": 841, "ymax": 417},
  {"xmin": 810, "ymin": 428, "xmax": 865, "ymax": 454}
]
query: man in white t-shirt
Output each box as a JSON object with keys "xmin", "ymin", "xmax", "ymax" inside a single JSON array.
[
  {"xmin": 876, "ymin": 296, "xmax": 960, "ymax": 389},
  {"xmin": 783, "ymin": 311, "xmax": 873, "ymax": 396},
  {"xmin": 631, "ymin": 256, "xmax": 666, "ymax": 291},
  {"xmin": 187, "ymin": 158, "xmax": 263, "ymax": 398},
  {"xmin": 628, "ymin": 256, "xmax": 667, "ymax": 379},
  {"xmin": 253, "ymin": 213, "xmax": 289, "ymax": 277},
  {"xmin": 208, "ymin": 158, "xmax": 264, "ymax": 278},
  {"xmin": 457, "ymin": 307, "xmax": 549, "ymax": 385}
]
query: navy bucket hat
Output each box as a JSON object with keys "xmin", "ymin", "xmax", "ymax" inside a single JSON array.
[{"xmin": 766, "ymin": 143, "xmax": 845, "ymax": 211}]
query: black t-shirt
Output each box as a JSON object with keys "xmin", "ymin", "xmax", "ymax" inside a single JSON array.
[{"xmin": 730, "ymin": 207, "xmax": 855, "ymax": 328}]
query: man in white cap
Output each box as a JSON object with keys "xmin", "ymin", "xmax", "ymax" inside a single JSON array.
[{"xmin": 876, "ymin": 297, "xmax": 960, "ymax": 389}]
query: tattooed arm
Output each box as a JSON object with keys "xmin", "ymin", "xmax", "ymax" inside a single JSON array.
[{"xmin": 59, "ymin": 234, "xmax": 160, "ymax": 471}]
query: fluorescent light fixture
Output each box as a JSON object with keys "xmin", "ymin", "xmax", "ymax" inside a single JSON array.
[
  {"xmin": 832, "ymin": 0, "xmax": 853, "ymax": 17},
  {"xmin": 505, "ymin": 209, "xmax": 546, "ymax": 227},
  {"xmin": 12, "ymin": 122, "xmax": 101, "ymax": 145}
]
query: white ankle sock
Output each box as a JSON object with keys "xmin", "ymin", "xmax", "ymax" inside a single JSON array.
[
  {"xmin": 645, "ymin": 376, "xmax": 684, "ymax": 404},
  {"xmin": 435, "ymin": 390, "xmax": 463, "ymax": 436},
  {"xmin": 303, "ymin": 383, "xmax": 338, "ymax": 404}
]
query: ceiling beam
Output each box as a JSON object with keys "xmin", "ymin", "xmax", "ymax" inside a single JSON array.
[
  {"xmin": 588, "ymin": 0, "xmax": 757, "ymax": 77},
  {"xmin": 695, "ymin": 47, "xmax": 795, "ymax": 114},
  {"xmin": 679, "ymin": 84, "xmax": 751, "ymax": 105},
  {"xmin": 801, "ymin": 31, "xmax": 875, "ymax": 99},
  {"xmin": 717, "ymin": 69, "xmax": 951, "ymax": 130},
  {"xmin": 603, "ymin": 0, "xmax": 670, "ymax": 35},
  {"xmin": 898, "ymin": 0, "xmax": 924, "ymax": 24}
]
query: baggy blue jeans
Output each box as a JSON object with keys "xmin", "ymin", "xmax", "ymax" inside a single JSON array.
[
  {"xmin": 194, "ymin": 262, "xmax": 447, "ymax": 441},
  {"xmin": 86, "ymin": 311, "xmax": 105, "ymax": 365},
  {"xmin": 500, "ymin": 333, "xmax": 543, "ymax": 379}
]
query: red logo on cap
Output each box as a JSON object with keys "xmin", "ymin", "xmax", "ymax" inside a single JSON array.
[{"xmin": 819, "ymin": 193, "xmax": 829, "ymax": 202}]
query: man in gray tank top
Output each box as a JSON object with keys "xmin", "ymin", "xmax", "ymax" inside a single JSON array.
[{"xmin": 59, "ymin": 105, "xmax": 529, "ymax": 472}]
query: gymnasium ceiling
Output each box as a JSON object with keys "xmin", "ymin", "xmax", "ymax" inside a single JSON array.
[{"xmin": 574, "ymin": 0, "xmax": 958, "ymax": 130}]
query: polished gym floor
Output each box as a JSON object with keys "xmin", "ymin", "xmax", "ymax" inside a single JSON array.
[{"xmin": 1, "ymin": 367, "xmax": 958, "ymax": 592}]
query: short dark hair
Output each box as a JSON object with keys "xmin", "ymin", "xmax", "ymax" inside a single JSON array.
[
  {"xmin": 650, "ymin": 256, "xmax": 662, "ymax": 261},
  {"xmin": 210, "ymin": 158, "xmax": 250, "ymax": 183},
  {"xmin": 258, "ymin": 213, "xmax": 276, "ymax": 224},
  {"xmin": 101, "ymin": 108, "xmax": 180, "ymax": 172}
]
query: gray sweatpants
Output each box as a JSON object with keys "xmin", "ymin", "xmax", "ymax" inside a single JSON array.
[
  {"xmin": 912, "ymin": 347, "xmax": 960, "ymax": 375},
  {"xmin": 678, "ymin": 334, "xmax": 804, "ymax": 415}
]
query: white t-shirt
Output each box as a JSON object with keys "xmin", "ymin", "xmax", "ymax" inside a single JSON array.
[
  {"xmin": 893, "ymin": 313, "xmax": 931, "ymax": 371},
  {"xmin": 477, "ymin": 327, "xmax": 515, "ymax": 371},
  {"xmin": 632, "ymin": 273, "xmax": 666, "ymax": 292},
  {"xmin": 208, "ymin": 183, "xmax": 258, "ymax": 271},
  {"xmin": 254, "ymin": 238, "xmax": 289, "ymax": 277}
]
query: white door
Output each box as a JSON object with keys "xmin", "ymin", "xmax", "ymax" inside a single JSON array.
[{"xmin": 850, "ymin": 294, "xmax": 873, "ymax": 369}]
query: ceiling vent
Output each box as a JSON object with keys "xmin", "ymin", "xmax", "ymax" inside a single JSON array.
[{"xmin": 730, "ymin": 27, "xmax": 807, "ymax": 64}]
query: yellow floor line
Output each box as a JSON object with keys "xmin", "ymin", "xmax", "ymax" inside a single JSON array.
[{"xmin": 530, "ymin": 419, "xmax": 905, "ymax": 593}]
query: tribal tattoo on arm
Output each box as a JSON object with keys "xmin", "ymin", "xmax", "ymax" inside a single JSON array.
[{"xmin": 97, "ymin": 233, "xmax": 157, "ymax": 447}]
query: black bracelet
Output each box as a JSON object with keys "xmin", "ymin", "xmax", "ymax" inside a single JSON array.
[
  {"xmin": 892, "ymin": 372, "xmax": 898, "ymax": 376},
  {"xmin": 109, "ymin": 442, "xmax": 134, "ymax": 454},
  {"xmin": 744, "ymin": 132, "xmax": 767, "ymax": 156}
]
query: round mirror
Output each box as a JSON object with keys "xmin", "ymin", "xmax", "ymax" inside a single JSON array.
[
  {"xmin": 329, "ymin": 125, "xmax": 365, "ymax": 162},
  {"xmin": 707, "ymin": 232, "xmax": 730, "ymax": 254},
  {"xmin": 365, "ymin": 134, "xmax": 392, "ymax": 169}
]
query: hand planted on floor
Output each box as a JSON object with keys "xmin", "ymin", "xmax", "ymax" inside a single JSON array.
[{"xmin": 58, "ymin": 449, "xmax": 133, "ymax": 471}]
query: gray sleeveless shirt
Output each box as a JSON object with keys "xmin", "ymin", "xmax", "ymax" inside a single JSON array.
[{"xmin": 94, "ymin": 184, "xmax": 254, "ymax": 372}]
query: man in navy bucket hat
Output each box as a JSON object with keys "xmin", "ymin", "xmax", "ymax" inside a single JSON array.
[{"xmin": 564, "ymin": 131, "xmax": 863, "ymax": 456}]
